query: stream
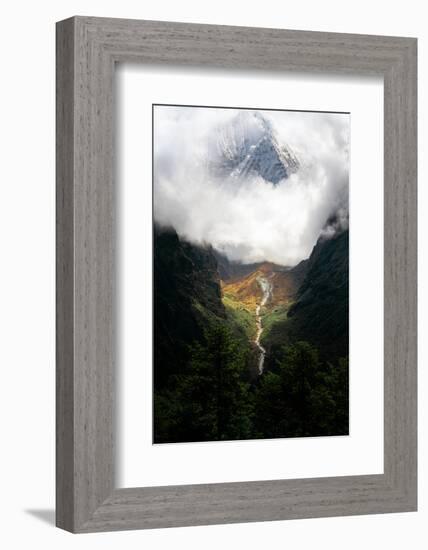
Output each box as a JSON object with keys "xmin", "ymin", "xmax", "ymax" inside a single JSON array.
[{"xmin": 254, "ymin": 275, "xmax": 273, "ymax": 374}]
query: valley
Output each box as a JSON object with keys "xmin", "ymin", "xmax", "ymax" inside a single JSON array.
[
  {"xmin": 221, "ymin": 261, "xmax": 303, "ymax": 375},
  {"xmin": 153, "ymin": 226, "xmax": 349, "ymax": 443}
]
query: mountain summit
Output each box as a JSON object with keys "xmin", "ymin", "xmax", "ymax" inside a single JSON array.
[{"xmin": 209, "ymin": 111, "xmax": 300, "ymax": 184}]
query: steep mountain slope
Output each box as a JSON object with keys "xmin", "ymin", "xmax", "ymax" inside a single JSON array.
[
  {"xmin": 154, "ymin": 226, "xmax": 226, "ymax": 388},
  {"xmin": 262, "ymin": 230, "xmax": 349, "ymax": 366},
  {"xmin": 154, "ymin": 226, "xmax": 254, "ymax": 389}
]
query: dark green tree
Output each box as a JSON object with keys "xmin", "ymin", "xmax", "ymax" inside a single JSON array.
[
  {"xmin": 154, "ymin": 323, "xmax": 254, "ymax": 443},
  {"xmin": 253, "ymin": 342, "xmax": 348, "ymax": 438}
]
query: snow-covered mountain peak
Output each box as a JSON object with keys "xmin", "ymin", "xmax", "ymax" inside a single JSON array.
[{"xmin": 209, "ymin": 110, "xmax": 300, "ymax": 184}]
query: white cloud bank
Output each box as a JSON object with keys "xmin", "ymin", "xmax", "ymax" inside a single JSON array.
[{"xmin": 154, "ymin": 106, "xmax": 349, "ymax": 267}]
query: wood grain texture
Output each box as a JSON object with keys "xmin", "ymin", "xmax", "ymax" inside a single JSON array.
[
  {"xmin": 56, "ymin": 18, "xmax": 75, "ymax": 532},
  {"xmin": 56, "ymin": 16, "xmax": 417, "ymax": 533}
]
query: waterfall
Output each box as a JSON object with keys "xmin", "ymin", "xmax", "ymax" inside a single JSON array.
[{"xmin": 254, "ymin": 275, "xmax": 273, "ymax": 374}]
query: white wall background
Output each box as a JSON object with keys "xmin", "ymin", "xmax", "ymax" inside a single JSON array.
[{"xmin": 0, "ymin": 1, "xmax": 424, "ymax": 548}]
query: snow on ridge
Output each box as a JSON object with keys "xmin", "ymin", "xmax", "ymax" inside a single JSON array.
[{"xmin": 209, "ymin": 110, "xmax": 300, "ymax": 184}]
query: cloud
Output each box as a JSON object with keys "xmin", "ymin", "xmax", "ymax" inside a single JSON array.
[{"xmin": 153, "ymin": 106, "xmax": 349, "ymax": 266}]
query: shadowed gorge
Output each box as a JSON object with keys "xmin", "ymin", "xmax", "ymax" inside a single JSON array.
[{"xmin": 153, "ymin": 226, "xmax": 349, "ymax": 443}]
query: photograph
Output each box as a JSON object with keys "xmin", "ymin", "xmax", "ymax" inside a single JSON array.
[{"xmin": 153, "ymin": 104, "xmax": 350, "ymax": 444}]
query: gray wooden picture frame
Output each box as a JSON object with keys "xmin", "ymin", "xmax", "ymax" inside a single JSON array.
[{"xmin": 56, "ymin": 16, "xmax": 417, "ymax": 533}]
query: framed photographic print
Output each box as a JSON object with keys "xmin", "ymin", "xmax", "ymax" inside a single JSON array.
[{"xmin": 56, "ymin": 17, "xmax": 417, "ymax": 532}]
